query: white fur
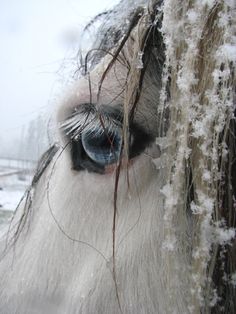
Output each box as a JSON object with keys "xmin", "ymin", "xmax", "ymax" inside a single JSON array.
[{"xmin": 0, "ymin": 149, "xmax": 193, "ymax": 314}]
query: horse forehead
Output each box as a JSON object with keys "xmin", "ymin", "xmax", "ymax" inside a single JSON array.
[{"xmin": 58, "ymin": 54, "xmax": 127, "ymax": 118}]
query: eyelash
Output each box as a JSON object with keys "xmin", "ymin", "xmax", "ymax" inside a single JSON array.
[{"xmin": 60, "ymin": 105, "xmax": 122, "ymax": 140}]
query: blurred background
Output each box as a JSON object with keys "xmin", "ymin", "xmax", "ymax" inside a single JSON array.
[{"xmin": 0, "ymin": 0, "xmax": 118, "ymax": 229}]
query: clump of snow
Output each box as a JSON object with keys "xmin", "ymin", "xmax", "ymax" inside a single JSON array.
[
  {"xmin": 162, "ymin": 235, "xmax": 177, "ymax": 251},
  {"xmin": 213, "ymin": 221, "xmax": 235, "ymax": 245},
  {"xmin": 225, "ymin": 0, "xmax": 236, "ymax": 8},
  {"xmin": 177, "ymin": 70, "xmax": 198, "ymax": 92},
  {"xmin": 191, "ymin": 202, "xmax": 204, "ymax": 215},
  {"xmin": 198, "ymin": 0, "xmax": 216, "ymax": 7},
  {"xmin": 209, "ymin": 289, "xmax": 220, "ymax": 307},
  {"xmin": 135, "ymin": 51, "xmax": 144, "ymax": 69},
  {"xmin": 231, "ymin": 273, "xmax": 236, "ymax": 287},
  {"xmin": 160, "ymin": 184, "xmax": 178, "ymax": 209},
  {"xmin": 187, "ymin": 9, "xmax": 199, "ymax": 23},
  {"xmin": 202, "ymin": 170, "xmax": 211, "ymax": 182},
  {"xmin": 216, "ymin": 44, "xmax": 236, "ymax": 62}
]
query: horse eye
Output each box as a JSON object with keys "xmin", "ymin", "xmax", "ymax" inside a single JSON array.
[{"xmin": 81, "ymin": 129, "xmax": 122, "ymax": 166}]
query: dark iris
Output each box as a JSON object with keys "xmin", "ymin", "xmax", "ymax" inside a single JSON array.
[{"xmin": 81, "ymin": 129, "xmax": 122, "ymax": 166}]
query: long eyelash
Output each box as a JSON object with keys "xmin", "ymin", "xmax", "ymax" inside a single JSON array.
[{"xmin": 60, "ymin": 109, "xmax": 122, "ymax": 139}]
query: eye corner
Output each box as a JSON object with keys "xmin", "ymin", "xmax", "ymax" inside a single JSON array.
[{"xmin": 129, "ymin": 122, "xmax": 155, "ymax": 159}]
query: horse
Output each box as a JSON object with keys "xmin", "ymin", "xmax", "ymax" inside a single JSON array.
[{"xmin": 0, "ymin": 0, "xmax": 235, "ymax": 313}]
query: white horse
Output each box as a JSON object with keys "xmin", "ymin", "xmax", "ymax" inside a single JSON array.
[{"xmin": 0, "ymin": 1, "xmax": 235, "ymax": 313}]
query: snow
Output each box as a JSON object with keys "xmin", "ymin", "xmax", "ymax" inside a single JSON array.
[
  {"xmin": 0, "ymin": 189, "xmax": 25, "ymax": 212},
  {"xmin": 199, "ymin": 0, "xmax": 216, "ymax": 7},
  {"xmin": 160, "ymin": 0, "xmax": 236, "ymax": 308},
  {"xmin": 214, "ymin": 221, "xmax": 236, "ymax": 245},
  {"xmin": 231, "ymin": 273, "xmax": 236, "ymax": 287},
  {"xmin": 0, "ymin": 164, "xmax": 32, "ymax": 233},
  {"xmin": 162, "ymin": 235, "xmax": 177, "ymax": 251},
  {"xmin": 187, "ymin": 9, "xmax": 199, "ymax": 23},
  {"xmin": 216, "ymin": 44, "xmax": 236, "ymax": 62},
  {"xmin": 135, "ymin": 51, "xmax": 144, "ymax": 69}
]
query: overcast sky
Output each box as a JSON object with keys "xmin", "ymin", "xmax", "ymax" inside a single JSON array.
[{"xmin": 0, "ymin": 0, "xmax": 119, "ymax": 141}]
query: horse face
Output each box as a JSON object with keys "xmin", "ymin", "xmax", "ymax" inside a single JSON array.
[
  {"xmin": 51, "ymin": 24, "xmax": 164, "ymax": 243},
  {"xmin": 16, "ymin": 18, "xmax": 167, "ymax": 313}
]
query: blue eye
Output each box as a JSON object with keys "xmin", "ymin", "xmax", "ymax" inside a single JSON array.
[{"xmin": 81, "ymin": 129, "xmax": 122, "ymax": 166}]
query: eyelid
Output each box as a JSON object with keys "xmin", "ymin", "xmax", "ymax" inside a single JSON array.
[{"xmin": 60, "ymin": 104, "xmax": 122, "ymax": 140}]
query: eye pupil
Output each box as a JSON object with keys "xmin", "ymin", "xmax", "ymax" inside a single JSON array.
[{"xmin": 81, "ymin": 129, "xmax": 122, "ymax": 166}]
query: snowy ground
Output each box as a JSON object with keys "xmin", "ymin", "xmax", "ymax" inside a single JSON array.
[{"xmin": 0, "ymin": 164, "xmax": 33, "ymax": 235}]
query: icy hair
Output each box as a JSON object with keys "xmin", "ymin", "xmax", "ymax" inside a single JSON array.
[{"xmin": 160, "ymin": 1, "xmax": 236, "ymax": 312}]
